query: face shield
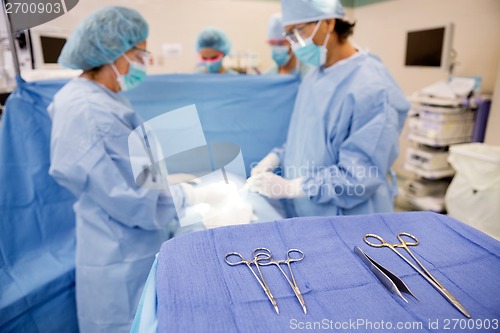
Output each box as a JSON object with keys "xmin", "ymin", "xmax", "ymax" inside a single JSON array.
[
  {"xmin": 284, "ymin": 21, "xmax": 321, "ymax": 48},
  {"xmin": 130, "ymin": 46, "xmax": 151, "ymax": 65}
]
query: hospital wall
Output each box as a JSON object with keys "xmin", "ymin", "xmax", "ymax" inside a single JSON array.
[
  {"xmin": 36, "ymin": 0, "xmax": 352, "ymax": 74},
  {"xmin": 350, "ymin": 0, "xmax": 500, "ymax": 175},
  {"xmin": 486, "ymin": 64, "xmax": 500, "ymax": 146},
  {"xmin": 34, "ymin": 0, "xmax": 282, "ymax": 73}
]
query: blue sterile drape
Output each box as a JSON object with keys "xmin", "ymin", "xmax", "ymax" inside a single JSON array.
[
  {"xmin": 127, "ymin": 74, "xmax": 300, "ymax": 174},
  {"xmin": 0, "ymin": 77, "xmax": 78, "ymax": 332},
  {"xmin": 152, "ymin": 212, "xmax": 500, "ymax": 333}
]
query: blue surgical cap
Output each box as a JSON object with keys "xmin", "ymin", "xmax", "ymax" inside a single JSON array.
[
  {"xmin": 281, "ymin": 0, "xmax": 345, "ymax": 26},
  {"xmin": 268, "ymin": 13, "xmax": 285, "ymax": 41},
  {"xmin": 58, "ymin": 6, "xmax": 149, "ymax": 70},
  {"xmin": 196, "ymin": 27, "xmax": 231, "ymax": 56}
]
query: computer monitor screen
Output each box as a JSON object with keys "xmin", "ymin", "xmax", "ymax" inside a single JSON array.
[
  {"xmin": 40, "ymin": 36, "xmax": 66, "ymax": 64},
  {"xmin": 405, "ymin": 24, "xmax": 452, "ymax": 68}
]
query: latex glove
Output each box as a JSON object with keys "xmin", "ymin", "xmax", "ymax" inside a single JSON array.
[
  {"xmin": 181, "ymin": 182, "xmax": 234, "ymax": 207},
  {"xmin": 251, "ymin": 153, "xmax": 280, "ymax": 177},
  {"xmin": 247, "ymin": 172, "xmax": 304, "ymax": 199}
]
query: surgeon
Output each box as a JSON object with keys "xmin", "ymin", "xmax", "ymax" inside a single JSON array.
[
  {"xmin": 265, "ymin": 13, "xmax": 308, "ymax": 76},
  {"xmin": 195, "ymin": 27, "xmax": 238, "ymax": 74},
  {"xmin": 248, "ymin": 0, "xmax": 409, "ymax": 217},
  {"xmin": 49, "ymin": 7, "xmax": 229, "ymax": 333}
]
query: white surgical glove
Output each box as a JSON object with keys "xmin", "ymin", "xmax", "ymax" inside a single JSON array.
[
  {"xmin": 247, "ymin": 172, "xmax": 304, "ymax": 199},
  {"xmin": 181, "ymin": 182, "xmax": 234, "ymax": 207},
  {"xmin": 251, "ymin": 153, "xmax": 281, "ymax": 177}
]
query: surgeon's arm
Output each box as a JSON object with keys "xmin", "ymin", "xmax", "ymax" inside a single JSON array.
[
  {"xmin": 301, "ymin": 92, "xmax": 399, "ymax": 209},
  {"xmin": 83, "ymin": 143, "xmax": 185, "ymax": 230},
  {"xmin": 251, "ymin": 144, "xmax": 286, "ymax": 176}
]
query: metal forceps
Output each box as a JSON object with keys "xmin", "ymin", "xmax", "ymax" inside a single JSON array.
[
  {"xmin": 364, "ymin": 232, "xmax": 471, "ymax": 318},
  {"xmin": 253, "ymin": 248, "xmax": 307, "ymax": 314},
  {"xmin": 225, "ymin": 252, "xmax": 280, "ymax": 314}
]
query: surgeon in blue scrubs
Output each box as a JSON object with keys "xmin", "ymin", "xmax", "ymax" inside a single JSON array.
[
  {"xmin": 195, "ymin": 27, "xmax": 238, "ymax": 74},
  {"xmin": 264, "ymin": 13, "xmax": 309, "ymax": 77},
  {"xmin": 48, "ymin": 6, "xmax": 225, "ymax": 333},
  {"xmin": 248, "ymin": 0, "xmax": 409, "ymax": 217}
]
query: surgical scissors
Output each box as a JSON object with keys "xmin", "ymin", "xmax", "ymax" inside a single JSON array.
[
  {"xmin": 364, "ymin": 232, "xmax": 471, "ymax": 318},
  {"xmin": 225, "ymin": 252, "xmax": 280, "ymax": 314},
  {"xmin": 253, "ymin": 248, "xmax": 307, "ymax": 314}
]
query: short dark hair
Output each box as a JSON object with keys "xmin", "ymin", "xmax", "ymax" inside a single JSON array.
[
  {"xmin": 334, "ymin": 19, "xmax": 356, "ymax": 43},
  {"xmin": 83, "ymin": 65, "xmax": 104, "ymax": 79}
]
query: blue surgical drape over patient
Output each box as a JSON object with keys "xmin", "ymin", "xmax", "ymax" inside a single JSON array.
[
  {"xmin": 48, "ymin": 78, "xmax": 183, "ymax": 333},
  {"xmin": 0, "ymin": 77, "xmax": 78, "ymax": 332},
  {"xmin": 278, "ymin": 51, "xmax": 409, "ymax": 216}
]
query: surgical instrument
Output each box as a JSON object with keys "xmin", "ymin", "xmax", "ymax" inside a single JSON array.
[
  {"xmin": 225, "ymin": 252, "xmax": 280, "ymax": 314},
  {"xmin": 253, "ymin": 248, "xmax": 307, "ymax": 314},
  {"xmin": 354, "ymin": 246, "xmax": 417, "ymax": 303},
  {"xmin": 364, "ymin": 232, "xmax": 471, "ymax": 318}
]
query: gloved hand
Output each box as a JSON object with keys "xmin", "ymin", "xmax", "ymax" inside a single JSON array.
[
  {"xmin": 251, "ymin": 153, "xmax": 281, "ymax": 177},
  {"xmin": 247, "ymin": 172, "xmax": 305, "ymax": 199},
  {"xmin": 181, "ymin": 182, "xmax": 234, "ymax": 207}
]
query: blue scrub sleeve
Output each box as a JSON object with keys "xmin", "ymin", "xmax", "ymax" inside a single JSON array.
[
  {"xmin": 301, "ymin": 96, "xmax": 396, "ymax": 209},
  {"xmin": 83, "ymin": 140, "xmax": 185, "ymax": 230}
]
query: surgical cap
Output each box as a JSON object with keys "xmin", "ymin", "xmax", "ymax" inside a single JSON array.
[
  {"xmin": 196, "ymin": 27, "xmax": 231, "ymax": 56},
  {"xmin": 268, "ymin": 13, "xmax": 285, "ymax": 41},
  {"xmin": 281, "ymin": 0, "xmax": 345, "ymax": 26},
  {"xmin": 58, "ymin": 6, "xmax": 149, "ymax": 70}
]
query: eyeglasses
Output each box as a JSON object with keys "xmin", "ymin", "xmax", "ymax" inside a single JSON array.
[
  {"xmin": 131, "ymin": 46, "xmax": 151, "ymax": 64},
  {"xmin": 199, "ymin": 53, "xmax": 223, "ymax": 63},
  {"xmin": 268, "ymin": 39, "xmax": 289, "ymax": 47},
  {"xmin": 283, "ymin": 21, "xmax": 319, "ymax": 47}
]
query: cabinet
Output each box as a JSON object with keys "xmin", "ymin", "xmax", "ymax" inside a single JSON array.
[{"xmin": 399, "ymin": 98, "xmax": 477, "ymax": 212}]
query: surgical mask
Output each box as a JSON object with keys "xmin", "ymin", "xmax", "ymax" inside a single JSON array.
[
  {"xmin": 112, "ymin": 54, "xmax": 147, "ymax": 91},
  {"xmin": 199, "ymin": 54, "xmax": 224, "ymax": 73},
  {"xmin": 272, "ymin": 46, "xmax": 292, "ymax": 66},
  {"xmin": 291, "ymin": 22, "xmax": 330, "ymax": 67}
]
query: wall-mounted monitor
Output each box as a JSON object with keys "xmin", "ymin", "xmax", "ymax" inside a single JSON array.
[
  {"xmin": 404, "ymin": 23, "xmax": 454, "ymax": 70},
  {"xmin": 29, "ymin": 29, "xmax": 68, "ymax": 69}
]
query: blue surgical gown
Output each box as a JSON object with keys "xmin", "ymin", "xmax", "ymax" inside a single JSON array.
[
  {"xmin": 48, "ymin": 78, "xmax": 184, "ymax": 333},
  {"xmin": 275, "ymin": 51, "xmax": 409, "ymax": 217}
]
